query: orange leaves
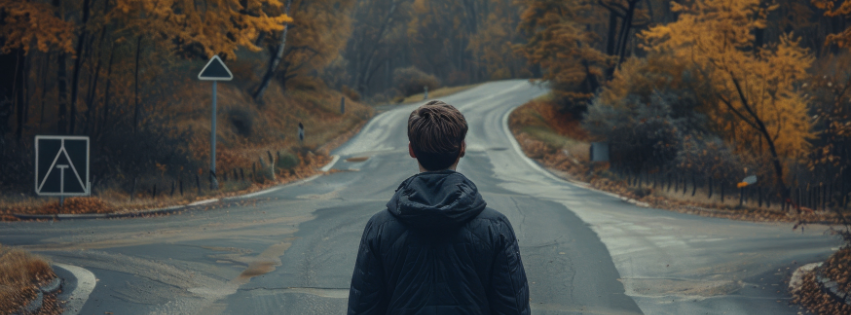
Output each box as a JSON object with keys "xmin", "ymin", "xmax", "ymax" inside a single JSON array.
[
  {"xmin": 812, "ymin": 1, "xmax": 851, "ymax": 49},
  {"xmin": 111, "ymin": 0, "xmax": 292, "ymax": 58},
  {"xmin": 516, "ymin": 0, "xmax": 609, "ymax": 106},
  {"xmin": 0, "ymin": 0, "xmax": 75, "ymax": 54}
]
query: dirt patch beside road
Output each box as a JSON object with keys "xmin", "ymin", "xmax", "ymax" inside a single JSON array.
[{"xmin": 0, "ymin": 244, "xmax": 60, "ymax": 315}]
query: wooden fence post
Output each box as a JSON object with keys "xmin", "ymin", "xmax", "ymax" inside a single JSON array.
[
  {"xmin": 691, "ymin": 172, "xmax": 697, "ymax": 196},
  {"xmin": 667, "ymin": 174, "xmax": 672, "ymax": 192},
  {"xmin": 179, "ymin": 179, "xmax": 184, "ymax": 196},
  {"xmin": 796, "ymin": 187, "xmax": 801, "ymax": 209},
  {"xmin": 152, "ymin": 184, "xmax": 157, "ymax": 198},
  {"xmin": 653, "ymin": 172, "xmax": 659, "ymax": 190},
  {"xmin": 171, "ymin": 181, "xmax": 176, "ymax": 197},
  {"xmin": 708, "ymin": 177, "xmax": 713, "ymax": 199},
  {"xmin": 674, "ymin": 174, "xmax": 680, "ymax": 193},
  {"xmin": 739, "ymin": 186, "xmax": 744, "ymax": 206},
  {"xmin": 765, "ymin": 188, "xmax": 770, "ymax": 208},
  {"xmin": 195, "ymin": 174, "xmax": 201, "ymax": 194}
]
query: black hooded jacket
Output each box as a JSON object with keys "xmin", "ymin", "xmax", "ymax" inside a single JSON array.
[{"xmin": 347, "ymin": 170, "xmax": 530, "ymax": 315}]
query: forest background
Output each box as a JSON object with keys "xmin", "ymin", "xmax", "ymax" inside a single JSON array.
[{"xmin": 0, "ymin": 0, "xmax": 850, "ymax": 215}]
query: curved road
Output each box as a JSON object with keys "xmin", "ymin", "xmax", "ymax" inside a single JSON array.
[{"xmin": 1, "ymin": 80, "xmax": 843, "ymax": 315}]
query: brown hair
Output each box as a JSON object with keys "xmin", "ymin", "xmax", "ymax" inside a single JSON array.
[{"xmin": 408, "ymin": 100, "xmax": 468, "ymax": 171}]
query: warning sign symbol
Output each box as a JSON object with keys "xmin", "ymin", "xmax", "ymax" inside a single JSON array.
[{"xmin": 35, "ymin": 136, "xmax": 90, "ymax": 196}]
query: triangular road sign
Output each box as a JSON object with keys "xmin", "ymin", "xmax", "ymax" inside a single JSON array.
[{"xmin": 198, "ymin": 55, "xmax": 233, "ymax": 81}]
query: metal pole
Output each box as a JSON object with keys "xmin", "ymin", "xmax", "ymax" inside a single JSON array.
[
  {"xmin": 58, "ymin": 165, "xmax": 68, "ymax": 210},
  {"xmin": 211, "ymin": 81, "xmax": 218, "ymax": 190}
]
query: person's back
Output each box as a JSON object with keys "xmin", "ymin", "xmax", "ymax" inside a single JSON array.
[{"xmin": 348, "ymin": 101, "xmax": 530, "ymax": 315}]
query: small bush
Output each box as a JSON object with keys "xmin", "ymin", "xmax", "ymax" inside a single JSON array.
[
  {"xmin": 257, "ymin": 156, "xmax": 275, "ymax": 183},
  {"xmin": 286, "ymin": 76, "xmax": 324, "ymax": 91},
  {"xmin": 583, "ymin": 90, "xmax": 704, "ymax": 172},
  {"xmin": 276, "ymin": 152, "xmax": 299, "ymax": 170},
  {"xmin": 393, "ymin": 67, "xmax": 441, "ymax": 97},
  {"xmin": 342, "ymin": 86, "xmax": 361, "ymax": 102},
  {"xmin": 228, "ymin": 107, "xmax": 256, "ymax": 137}
]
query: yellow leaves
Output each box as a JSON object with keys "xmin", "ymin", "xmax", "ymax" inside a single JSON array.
[
  {"xmin": 641, "ymin": 0, "xmax": 814, "ymax": 161},
  {"xmin": 0, "ymin": 0, "xmax": 75, "ymax": 54}
]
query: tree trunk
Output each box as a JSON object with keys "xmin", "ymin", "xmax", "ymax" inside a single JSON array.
[
  {"xmin": 68, "ymin": 0, "xmax": 93, "ymax": 135},
  {"xmin": 614, "ymin": 0, "xmax": 638, "ymax": 70},
  {"xmin": 354, "ymin": 0, "xmax": 401, "ymax": 96},
  {"xmin": 254, "ymin": 0, "xmax": 292, "ymax": 102},
  {"xmin": 39, "ymin": 52, "xmax": 50, "ymax": 130},
  {"xmin": 57, "ymin": 53, "xmax": 68, "ymax": 134},
  {"xmin": 84, "ymin": 25, "xmax": 109, "ymax": 135},
  {"xmin": 100, "ymin": 44, "xmax": 115, "ymax": 135},
  {"xmin": 133, "ymin": 35, "xmax": 142, "ymax": 133},
  {"xmin": 14, "ymin": 50, "xmax": 25, "ymax": 141}
]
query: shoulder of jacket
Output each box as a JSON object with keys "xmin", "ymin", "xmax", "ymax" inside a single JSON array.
[
  {"xmin": 366, "ymin": 209, "xmax": 401, "ymax": 229},
  {"xmin": 472, "ymin": 207, "xmax": 510, "ymax": 223}
]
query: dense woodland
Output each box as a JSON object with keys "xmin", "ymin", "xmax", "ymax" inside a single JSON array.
[{"xmin": 0, "ymin": 0, "xmax": 850, "ymax": 208}]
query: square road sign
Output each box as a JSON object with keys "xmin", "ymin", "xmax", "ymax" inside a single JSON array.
[{"xmin": 35, "ymin": 136, "xmax": 90, "ymax": 196}]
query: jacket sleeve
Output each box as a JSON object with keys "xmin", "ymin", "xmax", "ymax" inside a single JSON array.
[
  {"xmin": 347, "ymin": 218, "xmax": 387, "ymax": 315},
  {"xmin": 487, "ymin": 218, "xmax": 531, "ymax": 315}
]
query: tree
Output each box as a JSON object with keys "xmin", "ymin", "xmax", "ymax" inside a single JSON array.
[
  {"xmin": 347, "ymin": 0, "xmax": 406, "ymax": 96},
  {"xmin": 260, "ymin": 0, "xmax": 355, "ymax": 92},
  {"xmin": 641, "ymin": 0, "xmax": 815, "ymax": 204},
  {"xmin": 114, "ymin": 0, "xmax": 291, "ymax": 57},
  {"xmin": 812, "ymin": 0, "xmax": 851, "ymax": 49},
  {"xmin": 255, "ymin": 0, "xmax": 293, "ymax": 102},
  {"xmin": 516, "ymin": 0, "xmax": 610, "ymax": 115}
]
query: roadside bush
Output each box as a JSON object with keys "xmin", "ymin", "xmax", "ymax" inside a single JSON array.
[
  {"xmin": 393, "ymin": 67, "xmax": 441, "ymax": 97},
  {"xmin": 228, "ymin": 107, "xmax": 256, "ymax": 137},
  {"xmin": 276, "ymin": 152, "xmax": 299, "ymax": 170},
  {"xmin": 97, "ymin": 124, "xmax": 199, "ymax": 189},
  {"xmin": 583, "ymin": 90, "xmax": 704, "ymax": 172},
  {"xmin": 342, "ymin": 85, "xmax": 361, "ymax": 102}
]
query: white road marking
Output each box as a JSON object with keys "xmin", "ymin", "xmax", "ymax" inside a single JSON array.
[
  {"xmin": 56, "ymin": 263, "xmax": 96, "ymax": 315},
  {"xmin": 320, "ymin": 155, "xmax": 340, "ymax": 172}
]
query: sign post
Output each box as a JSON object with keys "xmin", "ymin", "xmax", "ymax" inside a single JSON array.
[
  {"xmin": 198, "ymin": 55, "xmax": 233, "ymax": 190},
  {"xmin": 35, "ymin": 136, "xmax": 91, "ymax": 207}
]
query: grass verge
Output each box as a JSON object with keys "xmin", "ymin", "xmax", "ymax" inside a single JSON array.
[{"xmin": 0, "ymin": 244, "xmax": 60, "ymax": 315}]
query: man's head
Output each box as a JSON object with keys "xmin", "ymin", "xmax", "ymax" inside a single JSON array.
[{"xmin": 407, "ymin": 100, "xmax": 468, "ymax": 171}]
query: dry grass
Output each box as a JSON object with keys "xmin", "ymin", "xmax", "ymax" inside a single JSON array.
[
  {"xmin": 0, "ymin": 244, "xmax": 57, "ymax": 315},
  {"xmin": 0, "ymin": 146, "xmax": 345, "ymax": 217},
  {"xmin": 398, "ymin": 84, "xmax": 481, "ymax": 104}
]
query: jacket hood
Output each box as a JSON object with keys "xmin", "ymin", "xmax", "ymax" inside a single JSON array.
[{"xmin": 387, "ymin": 170, "xmax": 486, "ymax": 230}]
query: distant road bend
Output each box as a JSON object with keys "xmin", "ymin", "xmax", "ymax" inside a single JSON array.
[{"xmin": 1, "ymin": 80, "xmax": 842, "ymax": 315}]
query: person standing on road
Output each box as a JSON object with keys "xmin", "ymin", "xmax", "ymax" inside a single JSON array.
[{"xmin": 347, "ymin": 100, "xmax": 531, "ymax": 315}]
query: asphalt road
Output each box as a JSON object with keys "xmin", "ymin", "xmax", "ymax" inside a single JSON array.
[{"xmin": 1, "ymin": 80, "xmax": 844, "ymax": 315}]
